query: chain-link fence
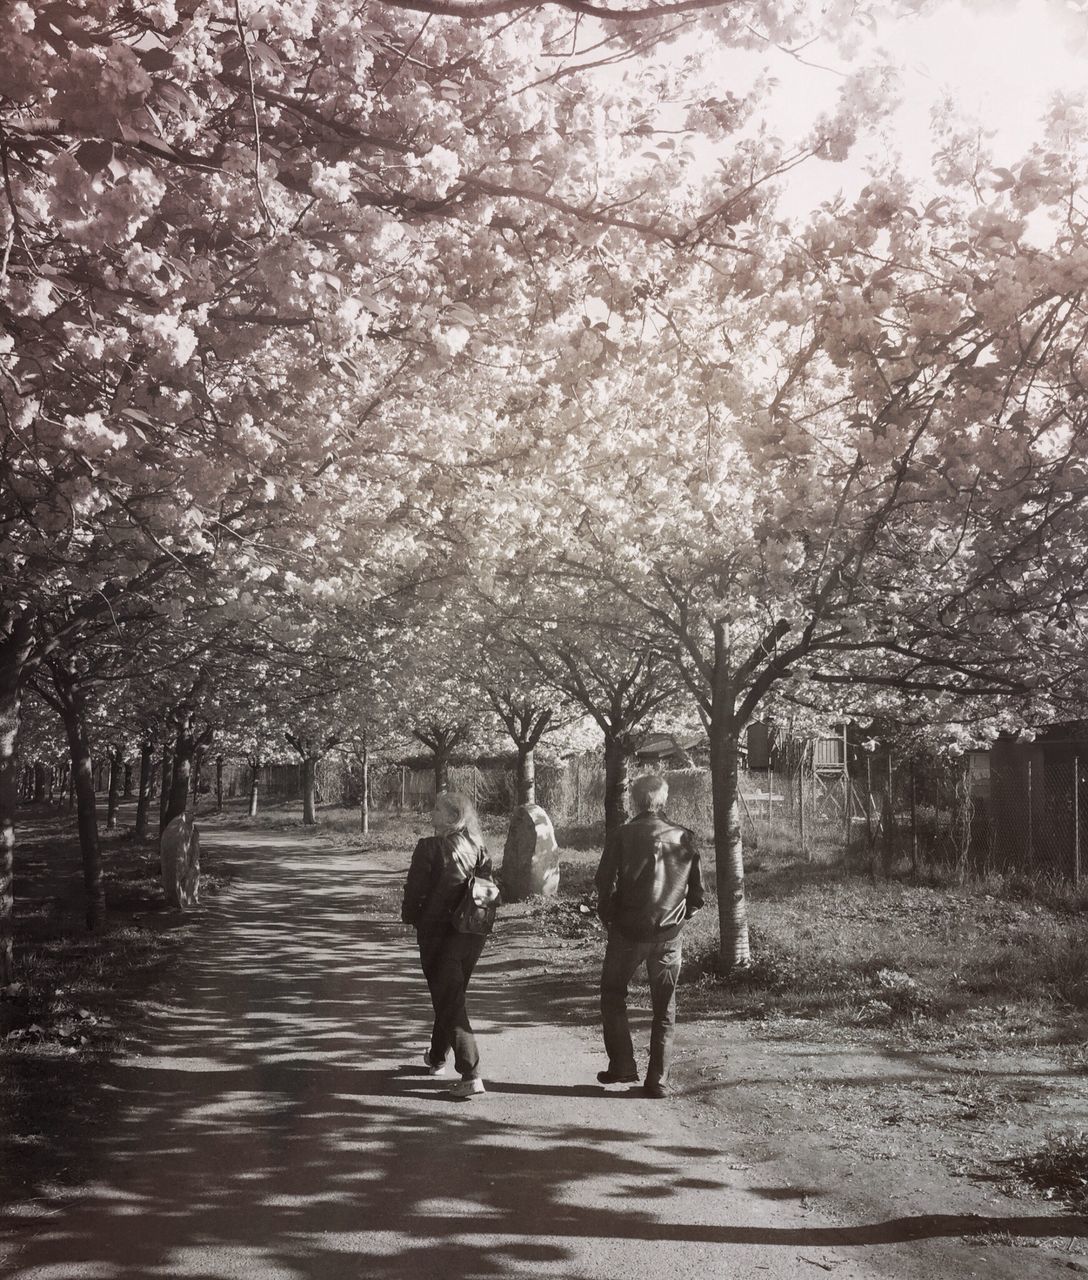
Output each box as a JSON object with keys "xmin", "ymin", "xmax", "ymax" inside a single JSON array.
[
  {"xmin": 751, "ymin": 745, "xmax": 1086, "ymax": 887},
  {"xmin": 220, "ymin": 741, "xmax": 1085, "ymax": 888}
]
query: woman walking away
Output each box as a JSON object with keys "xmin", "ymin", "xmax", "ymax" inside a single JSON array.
[{"xmin": 401, "ymin": 791, "xmax": 492, "ymax": 1099}]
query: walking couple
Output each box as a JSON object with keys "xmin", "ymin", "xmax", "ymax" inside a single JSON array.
[{"xmin": 400, "ymin": 775, "xmax": 704, "ymax": 1099}]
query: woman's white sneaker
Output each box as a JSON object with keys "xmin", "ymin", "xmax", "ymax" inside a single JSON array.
[
  {"xmin": 448, "ymin": 1077, "xmax": 486, "ymax": 1099},
  {"xmin": 424, "ymin": 1051, "xmax": 451, "ymax": 1076}
]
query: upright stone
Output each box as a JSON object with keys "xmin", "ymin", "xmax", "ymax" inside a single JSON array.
[
  {"xmin": 161, "ymin": 814, "xmax": 201, "ymax": 908},
  {"xmin": 502, "ymin": 803, "xmax": 560, "ymax": 901}
]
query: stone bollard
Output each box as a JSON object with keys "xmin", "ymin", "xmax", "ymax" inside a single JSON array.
[
  {"xmin": 161, "ymin": 815, "xmax": 201, "ymax": 908},
  {"xmin": 501, "ymin": 803, "xmax": 560, "ymax": 901}
]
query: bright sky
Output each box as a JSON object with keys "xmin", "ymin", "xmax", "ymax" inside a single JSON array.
[{"xmin": 730, "ymin": 0, "xmax": 1088, "ymax": 212}]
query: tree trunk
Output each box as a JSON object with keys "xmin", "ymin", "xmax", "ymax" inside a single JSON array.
[
  {"xmin": 516, "ymin": 745, "xmax": 536, "ymax": 806},
  {"xmin": 247, "ymin": 758, "xmax": 260, "ymax": 817},
  {"xmin": 190, "ymin": 748, "xmax": 203, "ymax": 813},
  {"xmin": 302, "ymin": 757, "xmax": 317, "ymax": 825},
  {"xmin": 123, "ymin": 760, "xmax": 133, "ymax": 797},
  {"xmin": 58, "ymin": 691, "xmax": 105, "ymax": 931},
  {"xmin": 215, "ymin": 754, "xmax": 224, "ymax": 813},
  {"xmin": 106, "ymin": 747, "xmax": 123, "ymax": 830},
  {"xmin": 165, "ymin": 732, "xmax": 195, "ymax": 828},
  {"xmin": 159, "ymin": 742, "xmax": 172, "ymax": 831},
  {"xmin": 360, "ymin": 745, "xmax": 369, "ymax": 834},
  {"xmin": 709, "ymin": 727, "xmax": 751, "ymax": 972},
  {"xmin": 0, "ymin": 630, "xmax": 28, "ymax": 985},
  {"xmin": 433, "ymin": 750, "xmax": 450, "ymax": 798},
  {"xmin": 165, "ymin": 712, "xmax": 212, "ymax": 829},
  {"xmin": 135, "ymin": 739, "xmax": 154, "ymax": 842},
  {"xmin": 602, "ymin": 734, "xmax": 632, "ymax": 834},
  {"xmin": 33, "ymin": 761, "xmax": 47, "ymax": 803},
  {"xmin": 1, "ymin": 738, "xmax": 17, "ymax": 980}
]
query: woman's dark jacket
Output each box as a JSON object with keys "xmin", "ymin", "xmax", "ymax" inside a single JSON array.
[{"xmin": 401, "ymin": 831, "xmax": 492, "ymax": 928}]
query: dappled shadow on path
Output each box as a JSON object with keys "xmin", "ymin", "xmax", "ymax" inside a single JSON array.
[{"xmin": 1, "ymin": 834, "xmax": 1083, "ymax": 1280}]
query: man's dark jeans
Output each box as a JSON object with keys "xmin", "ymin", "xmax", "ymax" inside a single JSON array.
[
  {"xmin": 600, "ymin": 928, "xmax": 682, "ymax": 1086},
  {"xmin": 417, "ymin": 926, "xmax": 487, "ymax": 1080}
]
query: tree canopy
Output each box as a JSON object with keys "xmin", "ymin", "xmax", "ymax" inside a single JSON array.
[{"xmin": 4, "ymin": 0, "xmax": 1088, "ymax": 976}]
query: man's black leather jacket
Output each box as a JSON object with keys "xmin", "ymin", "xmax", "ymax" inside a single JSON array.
[{"xmin": 594, "ymin": 810, "xmax": 704, "ymax": 942}]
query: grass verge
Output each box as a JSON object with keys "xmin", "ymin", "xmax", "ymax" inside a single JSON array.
[
  {"xmin": 2, "ymin": 805, "xmax": 231, "ymax": 1057},
  {"xmin": 546, "ymin": 825, "xmax": 1088, "ymax": 1051},
  {"xmin": 1004, "ymin": 1131, "xmax": 1088, "ymax": 1214}
]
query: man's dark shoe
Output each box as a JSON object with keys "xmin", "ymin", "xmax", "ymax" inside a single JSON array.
[
  {"xmin": 597, "ymin": 1068, "xmax": 640, "ymax": 1085},
  {"xmin": 643, "ymin": 1081, "xmax": 670, "ymax": 1099}
]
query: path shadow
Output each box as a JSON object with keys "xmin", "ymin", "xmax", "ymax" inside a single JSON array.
[{"xmin": 1, "ymin": 832, "xmax": 1082, "ymax": 1280}]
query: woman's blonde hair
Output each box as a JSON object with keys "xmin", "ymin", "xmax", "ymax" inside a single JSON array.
[{"xmin": 435, "ymin": 790, "xmax": 485, "ymax": 850}]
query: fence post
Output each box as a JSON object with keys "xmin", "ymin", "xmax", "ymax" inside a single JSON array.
[
  {"xmin": 400, "ymin": 764, "xmax": 406, "ymax": 811},
  {"xmin": 885, "ymin": 754, "xmax": 895, "ymax": 872},
  {"xmin": 1075, "ymin": 755, "xmax": 1081, "ymax": 889},
  {"xmin": 864, "ymin": 754, "xmax": 873, "ymax": 848},
  {"xmin": 1027, "ymin": 756, "xmax": 1034, "ymax": 872},
  {"xmin": 766, "ymin": 775, "xmax": 772, "ymax": 840},
  {"xmin": 798, "ymin": 756, "xmax": 807, "ymax": 860},
  {"xmin": 472, "ymin": 766, "xmax": 478, "ymax": 809},
  {"xmin": 841, "ymin": 773, "xmax": 851, "ymax": 855},
  {"xmin": 901, "ymin": 762, "xmax": 911, "ymax": 875}
]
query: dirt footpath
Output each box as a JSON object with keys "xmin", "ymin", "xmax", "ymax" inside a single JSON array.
[{"xmin": 0, "ymin": 827, "xmax": 1083, "ymax": 1280}]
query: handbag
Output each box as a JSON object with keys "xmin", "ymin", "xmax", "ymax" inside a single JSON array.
[{"xmin": 451, "ymin": 856, "xmax": 501, "ymax": 935}]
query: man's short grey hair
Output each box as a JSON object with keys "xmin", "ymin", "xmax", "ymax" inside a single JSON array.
[{"xmin": 631, "ymin": 774, "xmax": 668, "ymax": 812}]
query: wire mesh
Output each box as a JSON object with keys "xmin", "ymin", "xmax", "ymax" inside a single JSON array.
[{"xmin": 232, "ymin": 744, "xmax": 1083, "ymax": 888}]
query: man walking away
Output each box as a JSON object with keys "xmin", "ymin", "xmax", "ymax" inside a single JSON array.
[{"xmin": 594, "ymin": 774, "xmax": 704, "ymax": 1099}]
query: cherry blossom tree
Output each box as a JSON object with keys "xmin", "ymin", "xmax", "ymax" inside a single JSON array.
[
  {"xmin": 489, "ymin": 106, "xmax": 1088, "ymax": 967},
  {"xmin": 0, "ymin": 0, "xmax": 1020, "ymax": 990}
]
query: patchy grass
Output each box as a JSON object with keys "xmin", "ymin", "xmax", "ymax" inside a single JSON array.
[
  {"xmin": 683, "ymin": 871, "xmax": 1088, "ymax": 1045},
  {"xmin": 547, "ymin": 834, "xmax": 1088, "ymax": 1050},
  {"xmin": 2, "ymin": 804, "xmax": 230, "ymax": 1058},
  {"xmin": 1004, "ymin": 1131, "xmax": 1088, "ymax": 1214},
  {"xmin": 200, "ymin": 798, "xmax": 509, "ymax": 852}
]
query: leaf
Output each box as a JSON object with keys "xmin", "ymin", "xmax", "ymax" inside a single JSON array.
[
  {"xmin": 445, "ymin": 303, "xmax": 476, "ymax": 326},
  {"xmin": 37, "ymin": 21, "xmax": 68, "ymax": 57},
  {"xmin": 989, "ymin": 166, "xmax": 1016, "ymax": 191},
  {"xmin": 117, "ymin": 122, "xmax": 179, "ymax": 159},
  {"xmin": 120, "ymin": 408, "xmax": 152, "ymax": 440},
  {"xmin": 75, "ymin": 140, "xmax": 114, "ymax": 175},
  {"xmin": 154, "ymin": 82, "xmax": 199, "ymax": 120},
  {"xmin": 136, "ymin": 46, "xmax": 175, "ymax": 73},
  {"xmin": 250, "ymin": 41, "xmax": 283, "ymax": 74},
  {"xmin": 163, "ymin": 255, "xmax": 193, "ymax": 280}
]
